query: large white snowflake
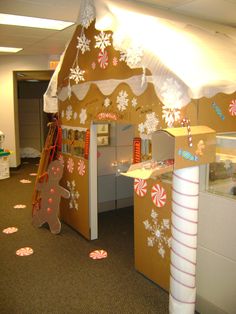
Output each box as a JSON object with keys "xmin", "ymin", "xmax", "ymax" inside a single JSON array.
[
  {"xmin": 66, "ymin": 105, "xmax": 73, "ymax": 121},
  {"xmin": 66, "ymin": 180, "xmax": 80, "ymax": 210},
  {"xmin": 119, "ymin": 45, "xmax": 143, "ymax": 67},
  {"xmin": 79, "ymin": 108, "xmax": 87, "ymax": 124},
  {"xmin": 78, "ymin": 0, "xmax": 95, "ymax": 29},
  {"xmin": 77, "ymin": 33, "xmax": 91, "ymax": 54},
  {"xmin": 69, "ymin": 66, "xmax": 85, "ymax": 84},
  {"xmin": 143, "ymin": 209, "xmax": 171, "ymax": 258},
  {"xmin": 94, "ymin": 31, "xmax": 111, "ymax": 53},
  {"xmin": 162, "ymin": 105, "xmax": 181, "ymax": 128},
  {"xmin": 144, "ymin": 112, "xmax": 159, "ymax": 134},
  {"xmin": 116, "ymin": 90, "xmax": 129, "ymax": 112},
  {"xmin": 160, "ymin": 77, "xmax": 184, "ymax": 108}
]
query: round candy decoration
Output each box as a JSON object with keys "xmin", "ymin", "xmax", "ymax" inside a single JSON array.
[
  {"xmin": 2, "ymin": 227, "xmax": 18, "ymax": 234},
  {"xmin": 89, "ymin": 249, "xmax": 108, "ymax": 260},
  {"xmin": 134, "ymin": 178, "xmax": 148, "ymax": 197},
  {"xmin": 151, "ymin": 184, "xmax": 167, "ymax": 207},
  {"xmin": 16, "ymin": 247, "xmax": 34, "ymax": 257},
  {"xmin": 78, "ymin": 159, "xmax": 86, "ymax": 176}
]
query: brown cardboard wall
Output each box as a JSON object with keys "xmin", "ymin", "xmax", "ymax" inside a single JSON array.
[
  {"xmin": 134, "ymin": 178, "xmax": 172, "ymax": 291},
  {"xmin": 198, "ymin": 93, "xmax": 236, "ymax": 133}
]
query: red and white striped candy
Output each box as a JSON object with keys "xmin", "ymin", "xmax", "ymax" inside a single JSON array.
[
  {"xmin": 98, "ymin": 50, "xmax": 108, "ymax": 69},
  {"xmin": 134, "ymin": 178, "xmax": 147, "ymax": 197},
  {"xmin": 151, "ymin": 184, "xmax": 167, "ymax": 207},
  {"xmin": 229, "ymin": 99, "xmax": 236, "ymax": 116},
  {"xmin": 89, "ymin": 249, "xmax": 107, "ymax": 260},
  {"xmin": 78, "ymin": 159, "xmax": 86, "ymax": 176},
  {"xmin": 16, "ymin": 247, "xmax": 34, "ymax": 256},
  {"xmin": 2, "ymin": 227, "xmax": 18, "ymax": 234}
]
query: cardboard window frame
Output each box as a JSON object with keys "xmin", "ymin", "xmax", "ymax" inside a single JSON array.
[{"xmin": 97, "ymin": 124, "xmax": 110, "ymax": 146}]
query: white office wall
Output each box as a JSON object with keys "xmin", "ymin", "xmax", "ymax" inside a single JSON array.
[
  {"xmin": 0, "ymin": 55, "xmax": 50, "ymax": 167},
  {"xmin": 196, "ymin": 192, "xmax": 236, "ymax": 314}
]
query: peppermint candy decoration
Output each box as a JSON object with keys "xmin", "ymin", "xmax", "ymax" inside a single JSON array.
[
  {"xmin": 98, "ymin": 50, "xmax": 108, "ymax": 69},
  {"xmin": 78, "ymin": 159, "xmax": 86, "ymax": 176},
  {"xmin": 134, "ymin": 178, "xmax": 147, "ymax": 197},
  {"xmin": 67, "ymin": 157, "xmax": 74, "ymax": 173},
  {"xmin": 151, "ymin": 184, "xmax": 167, "ymax": 207},
  {"xmin": 14, "ymin": 204, "xmax": 26, "ymax": 209},
  {"xmin": 16, "ymin": 247, "xmax": 34, "ymax": 256},
  {"xmin": 3, "ymin": 227, "xmax": 18, "ymax": 234},
  {"xmin": 229, "ymin": 99, "xmax": 236, "ymax": 116},
  {"xmin": 89, "ymin": 249, "xmax": 108, "ymax": 260}
]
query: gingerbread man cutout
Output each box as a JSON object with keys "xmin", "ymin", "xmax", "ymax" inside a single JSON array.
[{"xmin": 32, "ymin": 160, "xmax": 70, "ymax": 234}]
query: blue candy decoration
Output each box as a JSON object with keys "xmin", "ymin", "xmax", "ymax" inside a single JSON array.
[
  {"xmin": 178, "ymin": 149, "xmax": 198, "ymax": 161},
  {"xmin": 212, "ymin": 102, "xmax": 225, "ymax": 120}
]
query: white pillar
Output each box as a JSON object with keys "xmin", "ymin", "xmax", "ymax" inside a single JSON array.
[{"xmin": 169, "ymin": 166, "xmax": 199, "ymax": 314}]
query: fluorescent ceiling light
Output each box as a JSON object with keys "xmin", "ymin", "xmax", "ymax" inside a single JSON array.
[
  {"xmin": 0, "ymin": 46, "xmax": 22, "ymax": 53},
  {"xmin": 0, "ymin": 13, "xmax": 74, "ymax": 30}
]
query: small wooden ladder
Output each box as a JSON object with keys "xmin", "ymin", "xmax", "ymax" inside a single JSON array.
[{"xmin": 32, "ymin": 121, "xmax": 58, "ymax": 215}]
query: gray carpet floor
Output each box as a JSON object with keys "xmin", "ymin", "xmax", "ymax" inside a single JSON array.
[{"xmin": 0, "ymin": 158, "xmax": 169, "ymax": 314}]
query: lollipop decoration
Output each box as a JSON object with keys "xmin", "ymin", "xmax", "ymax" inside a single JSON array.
[
  {"xmin": 134, "ymin": 178, "xmax": 147, "ymax": 197},
  {"xmin": 151, "ymin": 183, "xmax": 167, "ymax": 207},
  {"xmin": 89, "ymin": 249, "xmax": 108, "ymax": 260},
  {"xmin": 229, "ymin": 99, "xmax": 236, "ymax": 116}
]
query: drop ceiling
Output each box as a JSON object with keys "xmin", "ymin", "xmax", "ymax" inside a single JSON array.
[{"xmin": 0, "ymin": 0, "xmax": 236, "ymax": 56}]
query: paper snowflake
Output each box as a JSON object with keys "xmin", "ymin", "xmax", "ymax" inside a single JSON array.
[
  {"xmin": 69, "ymin": 66, "xmax": 85, "ymax": 84},
  {"xmin": 78, "ymin": 0, "xmax": 95, "ymax": 29},
  {"xmin": 66, "ymin": 105, "xmax": 73, "ymax": 121},
  {"xmin": 160, "ymin": 77, "xmax": 183, "ymax": 108},
  {"xmin": 144, "ymin": 112, "xmax": 159, "ymax": 134},
  {"xmin": 61, "ymin": 110, "xmax": 65, "ymax": 119},
  {"xmin": 79, "ymin": 108, "xmax": 87, "ymax": 124},
  {"xmin": 113, "ymin": 57, "xmax": 118, "ymax": 66},
  {"xmin": 104, "ymin": 97, "xmax": 111, "ymax": 108},
  {"xmin": 116, "ymin": 90, "xmax": 129, "ymax": 112},
  {"xmin": 119, "ymin": 46, "xmax": 143, "ymax": 67},
  {"xmin": 138, "ymin": 122, "xmax": 146, "ymax": 134},
  {"xmin": 67, "ymin": 157, "xmax": 74, "ymax": 173},
  {"xmin": 94, "ymin": 31, "xmax": 111, "ymax": 53},
  {"xmin": 77, "ymin": 33, "xmax": 91, "ymax": 54},
  {"xmin": 131, "ymin": 97, "xmax": 138, "ymax": 108},
  {"xmin": 73, "ymin": 112, "xmax": 78, "ymax": 120},
  {"xmin": 66, "ymin": 180, "xmax": 80, "ymax": 210},
  {"xmin": 143, "ymin": 209, "xmax": 171, "ymax": 258},
  {"xmin": 91, "ymin": 62, "xmax": 96, "ymax": 70},
  {"xmin": 162, "ymin": 105, "xmax": 181, "ymax": 127},
  {"xmin": 67, "ymin": 83, "xmax": 72, "ymax": 99}
]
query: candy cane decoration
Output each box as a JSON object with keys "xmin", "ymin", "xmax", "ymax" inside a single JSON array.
[
  {"xmin": 169, "ymin": 166, "xmax": 199, "ymax": 314},
  {"xmin": 181, "ymin": 118, "xmax": 192, "ymax": 148}
]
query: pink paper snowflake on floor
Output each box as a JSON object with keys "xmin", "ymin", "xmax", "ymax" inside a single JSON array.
[
  {"xmin": 89, "ymin": 249, "xmax": 108, "ymax": 260},
  {"xmin": 3, "ymin": 227, "xmax": 18, "ymax": 234},
  {"xmin": 67, "ymin": 157, "xmax": 74, "ymax": 173},
  {"xmin": 29, "ymin": 173, "xmax": 37, "ymax": 176},
  {"xmin": 14, "ymin": 204, "xmax": 26, "ymax": 209},
  {"xmin": 98, "ymin": 50, "xmax": 108, "ymax": 69},
  {"xmin": 229, "ymin": 99, "xmax": 236, "ymax": 116},
  {"xmin": 78, "ymin": 159, "xmax": 86, "ymax": 176},
  {"xmin": 16, "ymin": 247, "xmax": 34, "ymax": 256},
  {"xmin": 20, "ymin": 179, "xmax": 31, "ymax": 184},
  {"xmin": 112, "ymin": 57, "xmax": 118, "ymax": 66}
]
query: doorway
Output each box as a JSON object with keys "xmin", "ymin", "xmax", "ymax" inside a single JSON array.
[
  {"xmin": 89, "ymin": 122, "xmax": 134, "ymax": 240},
  {"xmin": 14, "ymin": 70, "xmax": 53, "ymax": 161}
]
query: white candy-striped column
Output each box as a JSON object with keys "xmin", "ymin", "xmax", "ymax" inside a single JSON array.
[{"xmin": 169, "ymin": 166, "xmax": 199, "ymax": 314}]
